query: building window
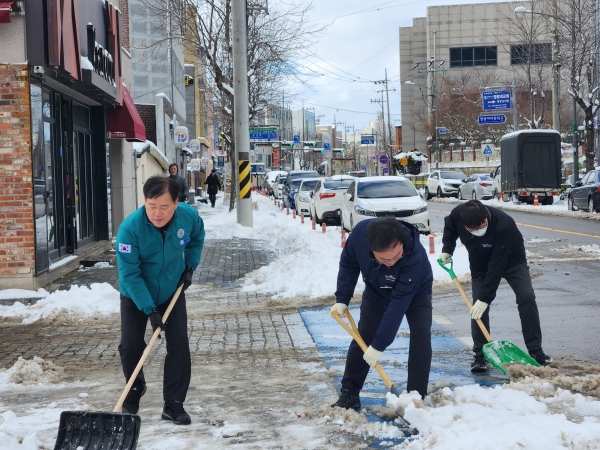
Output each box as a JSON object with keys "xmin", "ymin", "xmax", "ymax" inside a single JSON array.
[
  {"xmin": 510, "ymin": 44, "xmax": 552, "ymax": 65},
  {"xmin": 450, "ymin": 46, "xmax": 497, "ymax": 68}
]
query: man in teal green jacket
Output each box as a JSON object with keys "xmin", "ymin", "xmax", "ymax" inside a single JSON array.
[{"xmin": 116, "ymin": 176, "xmax": 205, "ymax": 425}]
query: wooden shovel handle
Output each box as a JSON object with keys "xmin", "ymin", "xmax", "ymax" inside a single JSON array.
[
  {"xmin": 331, "ymin": 309, "xmax": 395, "ymax": 391},
  {"xmin": 452, "ymin": 278, "xmax": 493, "ymax": 342},
  {"xmin": 114, "ymin": 284, "xmax": 184, "ymax": 413}
]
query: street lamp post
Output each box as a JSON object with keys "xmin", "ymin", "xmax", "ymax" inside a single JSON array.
[
  {"xmin": 405, "ymin": 80, "xmax": 440, "ymax": 169},
  {"xmin": 515, "ymin": 6, "xmax": 579, "ymax": 183}
]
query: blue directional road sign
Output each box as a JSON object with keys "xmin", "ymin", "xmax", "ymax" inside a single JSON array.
[
  {"xmin": 361, "ymin": 165, "xmax": 366, "ymax": 171},
  {"xmin": 438, "ymin": 127, "xmax": 447, "ymax": 135},
  {"xmin": 482, "ymin": 90, "xmax": 511, "ymax": 111},
  {"xmin": 478, "ymin": 114, "xmax": 507, "ymax": 125},
  {"xmin": 482, "ymin": 144, "xmax": 493, "ymax": 156},
  {"xmin": 293, "ymin": 135, "xmax": 300, "ymax": 143},
  {"xmin": 323, "ymin": 142, "xmax": 331, "ymax": 150},
  {"xmin": 361, "ymin": 135, "xmax": 375, "ymax": 145}
]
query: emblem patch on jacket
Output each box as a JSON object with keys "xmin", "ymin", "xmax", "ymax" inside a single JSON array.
[
  {"xmin": 180, "ymin": 238, "xmax": 190, "ymax": 245},
  {"xmin": 385, "ymin": 274, "xmax": 396, "ymax": 282},
  {"xmin": 482, "ymin": 244, "xmax": 492, "ymax": 248},
  {"xmin": 118, "ymin": 243, "xmax": 131, "ymax": 253},
  {"xmin": 177, "ymin": 228, "xmax": 185, "ymax": 238}
]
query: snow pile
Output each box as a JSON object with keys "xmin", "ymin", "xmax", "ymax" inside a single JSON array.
[
  {"xmin": 564, "ymin": 244, "xmax": 600, "ymax": 255},
  {"xmin": 205, "ymin": 193, "xmax": 470, "ymax": 299},
  {"xmin": 0, "ymin": 283, "xmax": 119, "ymax": 324},
  {"xmin": 384, "ymin": 382, "xmax": 600, "ymax": 449},
  {"xmin": 0, "ymin": 357, "xmax": 64, "ymax": 386},
  {"xmin": 0, "ymin": 289, "xmax": 48, "ymax": 300},
  {"xmin": 0, "ymin": 411, "xmax": 45, "ymax": 450}
]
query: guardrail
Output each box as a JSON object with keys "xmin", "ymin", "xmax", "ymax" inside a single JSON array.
[{"xmin": 404, "ymin": 175, "xmax": 428, "ymax": 187}]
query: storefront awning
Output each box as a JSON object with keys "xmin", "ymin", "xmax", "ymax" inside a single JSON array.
[
  {"xmin": 0, "ymin": 1, "xmax": 16, "ymax": 23},
  {"xmin": 109, "ymin": 86, "xmax": 146, "ymax": 142}
]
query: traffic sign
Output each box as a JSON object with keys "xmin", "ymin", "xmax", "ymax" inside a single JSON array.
[
  {"xmin": 323, "ymin": 142, "xmax": 331, "ymax": 150},
  {"xmin": 361, "ymin": 135, "xmax": 375, "ymax": 145},
  {"xmin": 361, "ymin": 166, "xmax": 366, "ymax": 171},
  {"xmin": 249, "ymin": 127, "xmax": 278, "ymax": 140},
  {"xmin": 481, "ymin": 144, "xmax": 493, "ymax": 156},
  {"xmin": 478, "ymin": 114, "xmax": 507, "ymax": 125},
  {"xmin": 383, "ymin": 167, "xmax": 389, "ymax": 174},
  {"xmin": 482, "ymin": 90, "xmax": 511, "ymax": 111},
  {"xmin": 293, "ymin": 135, "xmax": 300, "ymax": 143},
  {"xmin": 374, "ymin": 150, "xmax": 380, "ymax": 157},
  {"xmin": 438, "ymin": 127, "xmax": 447, "ymax": 135},
  {"xmin": 379, "ymin": 155, "xmax": 389, "ymax": 164}
]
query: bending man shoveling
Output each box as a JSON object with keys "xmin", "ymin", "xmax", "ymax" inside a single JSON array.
[{"xmin": 331, "ymin": 217, "xmax": 433, "ymax": 411}]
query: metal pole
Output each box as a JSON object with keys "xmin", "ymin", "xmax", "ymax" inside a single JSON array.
[
  {"xmin": 434, "ymin": 88, "xmax": 439, "ymax": 169},
  {"xmin": 552, "ymin": 0, "xmax": 559, "ymax": 131},
  {"xmin": 571, "ymin": 12, "xmax": 579, "ymax": 183},
  {"xmin": 232, "ymin": 0, "xmax": 253, "ymax": 226},
  {"xmin": 385, "ymin": 69, "xmax": 394, "ymax": 174},
  {"xmin": 512, "ymin": 85, "xmax": 518, "ymax": 131}
]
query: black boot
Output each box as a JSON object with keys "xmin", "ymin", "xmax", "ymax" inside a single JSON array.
[
  {"xmin": 162, "ymin": 400, "xmax": 191, "ymax": 425},
  {"xmin": 471, "ymin": 355, "xmax": 488, "ymax": 372},
  {"xmin": 529, "ymin": 348, "xmax": 553, "ymax": 366},
  {"xmin": 122, "ymin": 383, "xmax": 146, "ymax": 414},
  {"xmin": 331, "ymin": 387, "xmax": 361, "ymax": 410}
]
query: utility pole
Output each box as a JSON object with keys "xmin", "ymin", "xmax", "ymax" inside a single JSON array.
[
  {"xmin": 371, "ymin": 95, "xmax": 387, "ymax": 175},
  {"xmin": 232, "ymin": 0, "xmax": 252, "ymax": 227},
  {"xmin": 414, "ymin": 56, "xmax": 448, "ymax": 169},
  {"xmin": 374, "ymin": 72, "xmax": 396, "ymax": 174}
]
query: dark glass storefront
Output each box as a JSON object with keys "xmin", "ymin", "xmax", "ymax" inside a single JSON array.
[{"xmin": 31, "ymin": 83, "xmax": 107, "ymax": 274}]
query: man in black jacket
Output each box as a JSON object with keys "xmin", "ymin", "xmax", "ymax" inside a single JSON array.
[
  {"xmin": 331, "ymin": 217, "xmax": 433, "ymax": 409},
  {"xmin": 441, "ymin": 200, "xmax": 552, "ymax": 371},
  {"xmin": 168, "ymin": 164, "xmax": 189, "ymax": 202},
  {"xmin": 205, "ymin": 169, "xmax": 222, "ymax": 207}
]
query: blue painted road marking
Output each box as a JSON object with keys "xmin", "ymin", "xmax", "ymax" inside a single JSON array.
[{"xmin": 300, "ymin": 305, "xmax": 506, "ymax": 447}]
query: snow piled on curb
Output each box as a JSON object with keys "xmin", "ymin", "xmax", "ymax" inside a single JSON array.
[{"xmin": 204, "ymin": 193, "xmax": 471, "ymax": 299}]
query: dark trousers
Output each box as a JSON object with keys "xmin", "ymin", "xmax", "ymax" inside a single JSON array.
[
  {"xmin": 471, "ymin": 263, "xmax": 542, "ymax": 357},
  {"xmin": 118, "ymin": 293, "xmax": 191, "ymax": 403},
  {"xmin": 340, "ymin": 294, "xmax": 432, "ymax": 398},
  {"xmin": 208, "ymin": 192, "xmax": 216, "ymax": 206}
]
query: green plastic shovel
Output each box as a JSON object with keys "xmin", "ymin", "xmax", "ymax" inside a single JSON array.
[{"xmin": 437, "ymin": 258, "xmax": 540, "ymax": 375}]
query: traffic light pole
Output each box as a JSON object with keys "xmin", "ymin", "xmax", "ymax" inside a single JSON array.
[{"xmin": 232, "ymin": 0, "xmax": 252, "ymax": 227}]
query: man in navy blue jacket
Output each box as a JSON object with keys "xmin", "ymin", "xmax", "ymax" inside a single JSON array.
[{"xmin": 331, "ymin": 217, "xmax": 433, "ymax": 410}]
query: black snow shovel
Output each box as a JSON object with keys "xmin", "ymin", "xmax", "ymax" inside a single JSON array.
[
  {"xmin": 54, "ymin": 284, "xmax": 184, "ymax": 450},
  {"xmin": 332, "ymin": 309, "xmax": 418, "ymax": 436},
  {"xmin": 437, "ymin": 258, "xmax": 540, "ymax": 375}
]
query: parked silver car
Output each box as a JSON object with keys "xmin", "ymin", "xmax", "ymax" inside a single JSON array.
[{"xmin": 458, "ymin": 174, "xmax": 494, "ymax": 200}]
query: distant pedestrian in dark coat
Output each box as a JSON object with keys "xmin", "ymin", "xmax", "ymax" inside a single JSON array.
[
  {"xmin": 441, "ymin": 200, "xmax": 552, "ymax": 372},
  {"xmin": 205, "ymin": 169, "xmax": 222, "ymax": 208},
  {"xmin": 168, "ymin": 164, "xmax": 189, "ymax": 202},
  {"xmin": 331, "ymin": 217, "xmax": 433, "ymax": 410}
]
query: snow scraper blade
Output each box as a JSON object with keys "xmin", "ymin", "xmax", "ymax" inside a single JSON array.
[
  {"xmin": 332, "ymin": 309, "xmax": 419, "ymax": 436},
  {"xmin": 54, "ymin": 411, "xmax": 140, "ymax": 450},
  {"xmin": 53, "ymin": 284, "xmax": 184, "ymax": 450},
  {"xmin": 437, "ymin": 258, "xmax": 540, "ymax": 375}
]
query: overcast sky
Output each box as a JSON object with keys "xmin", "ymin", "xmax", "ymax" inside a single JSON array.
[{"xmin": 286, "ymin": 0, "xmax": 509, "ymax": 134}]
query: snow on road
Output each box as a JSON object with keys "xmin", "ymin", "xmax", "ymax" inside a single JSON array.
[{"xmin": 0, "ymin": 194, "xmax": 598, "ymax": 449}]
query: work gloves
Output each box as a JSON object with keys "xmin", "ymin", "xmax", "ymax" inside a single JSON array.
[
  {"xmin": 363, "ymin": 345, "xmax": 383, "ymax": 368},
  {"xmin": 330, "ymin": 303, "xmax": 348, "ymax": 318},
  {"xmin": 470, "ymin": 300, "xmax": 488, "ymax": 320},
  {"xmin": 148, "ymin": 308, "xmax": 165, "ymax": 332},
  {"xmin": 178, "ymin": 266, "xmax": 194, "ymax": 292},
  {"xmin": 440, "ymin": 253, "xmax": 452, "ymax": 264}
]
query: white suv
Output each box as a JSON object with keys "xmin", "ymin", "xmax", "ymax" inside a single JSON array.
[
  {"xmin": 425, "ymin": 170, "xmax": 466, "ymax": 199},
  {"xmin": 340, "ymin": 176, "xmax": 430, "ymax": 234}
]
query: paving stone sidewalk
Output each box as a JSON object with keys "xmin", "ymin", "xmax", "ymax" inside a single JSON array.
[{"xmin": 47, "ymin": 238, "xmax": 274, "ymax": 293}]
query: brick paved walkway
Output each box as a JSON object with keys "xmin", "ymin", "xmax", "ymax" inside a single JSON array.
[{"xmin": 47, "ymin": 238, "xmax": 273, "ymax": 293}]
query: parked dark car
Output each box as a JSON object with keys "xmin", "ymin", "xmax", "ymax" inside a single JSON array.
[{"xmin": 568, "ymin": 169, "xmax": 600, "ymax": 212}]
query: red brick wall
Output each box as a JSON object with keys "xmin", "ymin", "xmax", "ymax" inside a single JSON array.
[
  {"xmin": 0, "ymin": 64, "xmax": 34, "ymax": 280},
  {"xmin": 136, "ymin": 104, "xmax": 156, "ymax": 145},
  {"xmin": 119, "ymin": 0, "xmax": 130, "ymax": 52}
]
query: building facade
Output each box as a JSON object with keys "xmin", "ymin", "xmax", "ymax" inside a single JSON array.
[
  {"xmin": 0, "ymin": 0, "xmax": 148, "ymax": 290},
  {"xmin": 400, "ymin": 1, "xmax": 555, "ymax": 170}
]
